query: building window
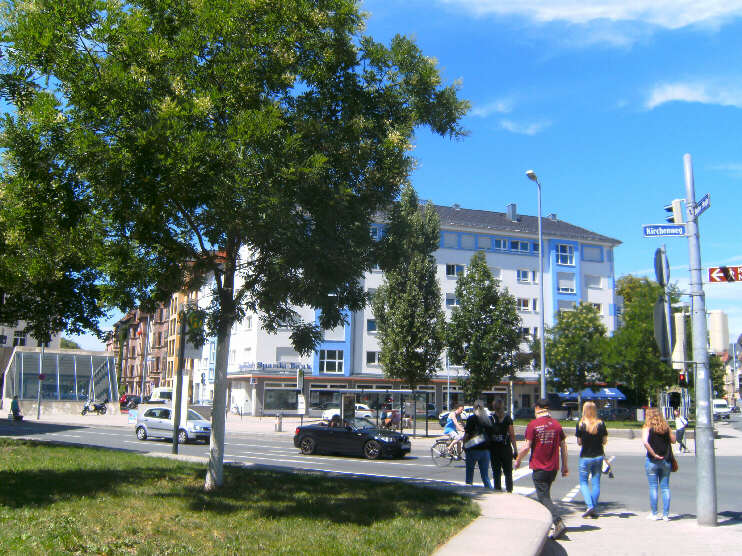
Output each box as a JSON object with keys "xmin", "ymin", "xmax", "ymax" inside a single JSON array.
[
  {"xmin": 558, "ymin": 300, "xmax": 576, "ymax": 313},
  {"xmin": 319, "ymin": 350, "xmax": 344, "ymax": 373},
  {"xmin": 517, "ymin": 298, "xmax": 531, "ymax": 312},
  {"xmin": 371, "ymin": 263, "xmax": 382, "ymax": 272},
  {"xmin": 442, "ymin": 232, "xmax": 457, "ymax": 248},
  {"xmin": 532, "ymin": 298, "xmax": 538, "ymax": 312},
  {"xmin": 591, "ymin": 303, "xmax": 603, "ymax": 314},
  {"xmin": 556, "ymin": 244, "xmax": 575, "ymax": 266},
  {"xmin": 367, "ymin": 319, "xmax": 377, "ymax": 333},
  {"xmin": 585, "ymin": 275, "xmax": 602, "ymax": 289},
  {"xmin": 445, "ymin": 294, "xmax": 459, "ymax": 307},
  {"xmin": 0, "ymin": 335, "xmax": 6, "ymax": 345},
  {"xmin": 511, "ymin": 240, "xmax": 529, "ymax": 253},
  {"xmin": 533, "ymin": 243, "xmax": 539, "ymax": 253},
  {"xmin": 446, "ymin": 264, "xmax": 465, "ymax": 277},
  {"xmin": 493, "ymin": 239, "xmax": 505, "ymax": 250},
  {"xmin": 520, "ymin": 327, "xmax": 531, "ymax": 339},
  {"xmin": 366, "ymin": 351, "xmax": 380, "ymax": 365},
  {"xmin": 12, "ymin": 331, "xmax": 25, "ymax": 347},
  {"xmin": 557, "ymin": 272, "xmax": 576, "ymax": 293},
  {"xmin": 461, "ymin": 234, "xmax": 475, "ymax": 249},
  {"xmin": 489, "ymin": 267, "xmax": 502, "ymax": 279},
  {"xmin": 582, "ymin": 244, "xmax": 603, "ymax": 262},
  {"xmin": 477, "ymin": 236, "xmax": 491, "ymax": 250},
  {"xmin": 36, "ymin": 339, "xmax": 50, "ymax": 348},
  {"xmin": 370, "ymin": 225, "xmax": 382, "ymax": 241},
  {"xmin": 367, "ymin": 288, "xmax": 377, "ymax": 300},
  {"xmin": 517, "ymin": 269, "xmax": 532, "ymax": 283},
  {"xmin": 245, "ymin": 316, "xmax": 252, "ymax": 330}
]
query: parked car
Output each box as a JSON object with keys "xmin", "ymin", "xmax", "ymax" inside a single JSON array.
[
  {"xmin": 321, "ymin": 403, "xmax": 374, "ymax": 420},
  {"xmin": 426, "ymin": 403, "xmax": 438, "ymax": 419},
  {"xmin": 598, "ymin": 407, "xmax": 635, "ymax": 421},
  {"xmin": 293, "ymin": 416, "xmax": 411, "ymax": 459},
  {"xmin": 712, "ymin": 399, "xmax": 731, "ymax": 421},
  {"xmin": 135, "ymin": 406, "xmax": 211, "ymax": 444},
  {"xmin": 437, "ymin": 406, "xmax": 474, "ymax": 426},
  {"xmin": 731, "ymin": 405, "xmax": 741, "ymax": 414}
]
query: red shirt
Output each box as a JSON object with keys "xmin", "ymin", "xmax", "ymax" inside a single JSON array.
[{"xmin": 525, "ymin": 415, "xmax": 565, "ymax": 471}]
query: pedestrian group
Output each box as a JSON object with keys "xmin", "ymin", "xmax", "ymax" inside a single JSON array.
[{"xmin": 457, "ymin": 397, "xmax": 681, "ymax": 540}]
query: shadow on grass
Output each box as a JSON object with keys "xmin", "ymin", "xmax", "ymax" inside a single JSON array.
[{"xmin": 0, "ymin": 439, "xmax": 471, "ymax": 527}]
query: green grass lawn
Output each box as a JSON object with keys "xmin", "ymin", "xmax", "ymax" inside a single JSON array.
[{"xmin": 0, "ymin": 439, "xmax": 477, "ymax": 555}]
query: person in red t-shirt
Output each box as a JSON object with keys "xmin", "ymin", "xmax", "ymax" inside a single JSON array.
[{"xmin": 515, "ymin": 398, "xmax": 569, "ymax": 540}]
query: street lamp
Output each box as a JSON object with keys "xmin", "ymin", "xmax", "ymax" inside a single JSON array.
[{"xmin": 526, "ymin": 170, "xmax": 547, "ymax": 400}]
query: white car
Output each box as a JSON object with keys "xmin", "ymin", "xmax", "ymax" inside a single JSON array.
[
  {"xmin": 712, "ymin": 399, "xmax": 731, "ymax": 420},
  {"xmin": 322, "ymin": 403, "xmax": 374, "ymax": 420}
]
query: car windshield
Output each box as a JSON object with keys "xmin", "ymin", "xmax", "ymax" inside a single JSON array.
[
  {"xmin": 346, "ymin": 417, "xmax": 375, "ymax": 429},
  {"xmin": 187, "ymin": 409, "xmax": 206, "ymax": 421}
]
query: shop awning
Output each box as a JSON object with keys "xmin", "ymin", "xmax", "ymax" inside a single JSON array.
[{"xmin": 557, "ymin": 387, "xmax": 626, "ymax": 401}]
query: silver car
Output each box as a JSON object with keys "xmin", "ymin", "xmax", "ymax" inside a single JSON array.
[{"xmin": 135, "ymin": 406, "xmax": 211, "ymax": 444}]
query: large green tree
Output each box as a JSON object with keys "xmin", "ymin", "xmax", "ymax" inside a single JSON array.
[
  {"xmin": 546, "ymin": 303, "xmax": 607, "ymax": 404},
  {"xmin": 446, "ymin": 251, "xmax": 521, "ymax": 400},
  {"xmin": 604, "ymin": 275, "xmax": 675, "ymax": 405},
  {"xmin": 0, "ymin": 1, "xmax": 468, "ymax": 489},
  {"xmin": 372, "ymin": 186, "xmax": 445, "ymax": 391}
]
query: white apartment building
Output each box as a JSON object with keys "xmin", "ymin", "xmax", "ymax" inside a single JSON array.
[
  {"xmin": 0, "ymin": 321, "xmax": 61, "ymax": 350},
  {"xmin": 195, "ymin": 202, "xmax": 621, "ymax": 416}
]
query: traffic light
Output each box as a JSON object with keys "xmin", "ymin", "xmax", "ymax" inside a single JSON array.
[
  {"xmin": 678, "ymin": 372, "xmax": 687, "ymax": 387},
  {"xmin": 664, "ymin": 199, "xmax": 685, "ymax": 224}
]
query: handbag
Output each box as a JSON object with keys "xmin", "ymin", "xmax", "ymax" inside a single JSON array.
[
  {"xmin": 668, "ymin": 448, "xmax": 678, "ymax": 472},
  {"xmin": 463, "ymin": 434, "xmax": 487, "ymax": 449}
]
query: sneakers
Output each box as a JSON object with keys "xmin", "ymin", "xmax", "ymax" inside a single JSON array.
[
  {"xmin": 646, "ymin": 513, "xmax": 661, "ymax": 520},
  {"xmin": 550, "ymin": 519, "xmax": 567, "ymax": 539},
  {"xmin": 581, "ymin": 507, "xmax": 595, "ymax": 519},
  {"xmin": 662, "ymin": 515, "xmax": 670, "ymax": 522}
]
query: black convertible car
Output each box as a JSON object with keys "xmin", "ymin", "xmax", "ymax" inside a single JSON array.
[{"xmin": 293, "ymin": 417, "xmax": 411, "ymax": 460}]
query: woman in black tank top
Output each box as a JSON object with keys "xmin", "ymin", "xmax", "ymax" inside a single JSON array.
[{"xmin": 641, "ymin": 408, "xmax": 676, "ymax": 521}]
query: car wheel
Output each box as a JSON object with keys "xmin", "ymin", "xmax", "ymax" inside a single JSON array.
[
  {"xmin": 177, "ymin": 429, "xmax": 188, "ymax": 444},
  {"xmin": 363, "ymin": 440, "xmax": 381, "ymax": 460},
  {"xmin": 136, "ymin": 426, "xmax": 147, "ymax": 440},
  {"xmin": 300, "ymin": 436, "xmax": 316, "ymax": 455}
]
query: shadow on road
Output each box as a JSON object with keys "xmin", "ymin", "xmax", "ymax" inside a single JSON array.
[{"xmin": 0, "ymin": 420, "xmax": 88, "ymax": 436}]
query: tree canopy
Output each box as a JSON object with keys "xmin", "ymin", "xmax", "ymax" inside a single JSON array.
[
  {"xmin": 372, "ymin": 186, "xmax": 445, "ymax": 390},
  {"xmin": 446, "ymin": 251, "xmax": 521, "ymax": 399},
  {"xmin": 546, "ymin": 303, "xmax": 607, "ymax": 401},
  {"xmin": 0, "ymin": 0, "xmax": 468, "ymax": 489}
]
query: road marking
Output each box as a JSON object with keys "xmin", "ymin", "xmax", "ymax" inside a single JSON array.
[{"xmin": 235, "ymin": 449, "xmax": 441, "ymax": 468}]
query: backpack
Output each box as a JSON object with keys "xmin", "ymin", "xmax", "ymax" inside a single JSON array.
[{"xmin": 439, "ymin": 412, "xmax": 449, "ymax": 427}]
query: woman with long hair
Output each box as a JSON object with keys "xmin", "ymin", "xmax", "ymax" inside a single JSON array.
[
  {"xmin": 463, "ymin": 400, "xmax": 493, "ymax": 488},
  {"xmin": 489, "ymin": 398, "xmax": 517, "ymax": 492},
  {"xmin": 642, "ymin": 407, "xmax": 676, "ymax": 521},
  {"xmin": 576, "ymin": 401, "xmax": 608, "ymax": 518}
]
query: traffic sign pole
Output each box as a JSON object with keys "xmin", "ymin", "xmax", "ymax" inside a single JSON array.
[{"xmin": 684, "ymin": 154, "xmax": 717, "ymax": 526}]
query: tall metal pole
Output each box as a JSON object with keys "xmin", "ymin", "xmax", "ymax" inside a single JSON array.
[
  {"xmin": 36, "ymin": 345, "xmax": 44, "ymax": 419},
  {"xmin": 537, "ymin": 180, "xmax": 546, "ymax": 399},
  {"xmin": 683, "ymin": 153, "xmax": 717, "ymax": 526},
  {"xmin": 140, "ymin": 315, "xmax": 150, "ymax": 399},
  {"xmin": 172, "ymin": 310, "xmax": 187, "ymax": 454}
]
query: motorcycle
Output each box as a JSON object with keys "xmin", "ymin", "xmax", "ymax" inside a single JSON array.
[{"xmin": 81, "ymin": 400, "xmax": 107, "ymax": 416}]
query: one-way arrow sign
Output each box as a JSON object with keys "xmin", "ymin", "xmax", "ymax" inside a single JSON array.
[{"xmin": 709, "ymin": 265, "xmax": 742, "ymax": 282}]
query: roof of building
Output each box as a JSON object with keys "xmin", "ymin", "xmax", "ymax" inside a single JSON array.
[{"xmin": 433, "ymin": 203, "xmax": 621, "ymax": 246}]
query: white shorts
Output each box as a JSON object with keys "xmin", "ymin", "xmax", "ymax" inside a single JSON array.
[{"xmin": 447, "ymin": 431, "xmax": 464, "ymax": 442}]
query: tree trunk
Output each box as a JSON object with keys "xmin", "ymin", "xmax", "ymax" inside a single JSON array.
[{"xmin": 204, "ymin": 270, "xmax": 235, "ymax": 491}]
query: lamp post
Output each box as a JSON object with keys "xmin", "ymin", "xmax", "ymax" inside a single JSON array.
[{"xmin": 526, "ymin": 170, "xmax": 547, "ymax": 400}]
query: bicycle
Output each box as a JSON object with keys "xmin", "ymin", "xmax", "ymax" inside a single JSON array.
[{"xmin": 430, "ymin": 437, "xmax": 465, "ymax": 467}]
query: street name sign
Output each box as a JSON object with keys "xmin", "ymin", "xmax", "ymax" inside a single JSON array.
[
  {"xmin": 693, "ymin": 193, "xmax": 710, "ymax": 217},
  {"xmin": 643, "ymin": 224, "xmax": 686, "ymax": 237},
  {"xmin": 708, "ymin": 265, "xmax": 742, "ymax": 282}
]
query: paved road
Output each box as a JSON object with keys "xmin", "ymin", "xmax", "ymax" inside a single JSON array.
[{"xmin": 1, "ymin": 416, "xmax": 739, "ymax": 520}]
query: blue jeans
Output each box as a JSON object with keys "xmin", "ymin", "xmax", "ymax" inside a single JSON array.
[
  {"xmin": 645, "ymin": 456, "xmax": 671, "ymax": 516},
  {"xmin": 579, "ymin": 456, "xmax": 603, "ymax": 509},
  {"xmin": 465, "ymin": 448, "xmax": 492, "ymax": 488}
]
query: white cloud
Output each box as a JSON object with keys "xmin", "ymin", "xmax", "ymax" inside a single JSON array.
[
  {"xmin": 470, "ymin": 98, "xmax": 513, "ymax": 118},
  {"xmin": 439, "ymin": 1, "xmax": 742, "ymax": 29},
  {"xmin": 709, "ymin": 163, "xmax": 742, "ymax": 178},
  {"xmin": 499, "ymin": 119, "xmax": 551, "ymax": 135},
  {"xmin": 645, "ymin": 81, "xmax": 742, "ymax": 110}
]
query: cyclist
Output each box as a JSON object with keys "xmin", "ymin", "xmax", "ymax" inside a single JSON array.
[{"xmin": 444, "ymin": 405, "xmax": 465, "ymax": 459}]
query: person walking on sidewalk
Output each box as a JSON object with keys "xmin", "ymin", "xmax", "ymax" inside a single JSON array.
[
  {"xmin": 463, "ymin": 400, "xmax": 493, "ymax": 488},
  {"xmin": 515, "ymin": 398, "xmax": 569, "ymax": 539},
  {"xmin": 575, "ymin": 401, "xmax": 608, "ymax": 518},
  {"xmin": 674, "ymin": 408, "xmax": 688, "ymax": 453},
  {"xmin": 488, "ymin": 398, "xmax": 517, "ymax": 492},
  {"xmin": 642, "ymin": 408, "xmax": 676, "ymax": 521}
]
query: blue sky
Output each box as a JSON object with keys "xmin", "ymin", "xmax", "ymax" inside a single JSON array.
[{"xmin": 71, "ymin": 0, "xmax": 742, "ymax": 348}]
